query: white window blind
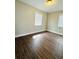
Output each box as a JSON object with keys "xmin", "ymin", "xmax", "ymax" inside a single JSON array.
[
  {"xmin": 35, "ymin": 12, "xmax": 42, "ymax": 26},
  {"xmin": 58, "ymin": 15, "xmax": 63, "ymax": 27}
]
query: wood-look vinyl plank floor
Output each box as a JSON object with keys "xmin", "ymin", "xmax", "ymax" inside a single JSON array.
[{"xmin": 15, "ymin": 32, "xmax": 63, "ymax": 59}]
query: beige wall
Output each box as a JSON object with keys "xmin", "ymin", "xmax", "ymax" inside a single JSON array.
[
  {"xmin": 15, "ymin": 0, "xmax": 63, "ymax": 37},
  {"xmin": 47, "ymin": 11, "xmax": 63, "ymax": 34},
  {"xmin": 15, "ymin": 1, "xmax": 47, "ymax": 37}
]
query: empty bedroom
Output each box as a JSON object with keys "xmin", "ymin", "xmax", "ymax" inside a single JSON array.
[{"xmin": 15, "ymin": 0, "xmax": 63, "ymax": 59}]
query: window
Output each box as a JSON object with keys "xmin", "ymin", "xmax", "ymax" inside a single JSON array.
[
  {"xmin": 35, "ymin": 12, "xmax": 42, "ymax": 26},
  {"xmin": 58, "ymin": 15, "xmax": 63, "ymax": 27}
]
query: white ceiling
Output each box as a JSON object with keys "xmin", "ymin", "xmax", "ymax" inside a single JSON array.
[{"xmin": 17, "ymin": 0, "xmax": 63, "ymax": 13}]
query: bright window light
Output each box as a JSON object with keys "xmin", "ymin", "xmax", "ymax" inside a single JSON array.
[
  {"xmin": 58, "ymin": 15, "xmax": 63, "ymax": 27},
  {"xmin": 35, "ymin": 12, "xmax": 43, "ymax": 26}
]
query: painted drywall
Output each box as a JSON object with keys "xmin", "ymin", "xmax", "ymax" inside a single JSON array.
[
  {"xmin": 15, "ymin": 1, "xmax": 47, "ymax": 37},
  {"xmin": 47, "ymin": 11, "xmax": 63, "ymax": 34}
]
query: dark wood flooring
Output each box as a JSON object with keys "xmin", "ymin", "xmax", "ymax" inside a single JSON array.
[{"xmin": 15, "ymin": 32, "xmax": 63, "ymax": 59}]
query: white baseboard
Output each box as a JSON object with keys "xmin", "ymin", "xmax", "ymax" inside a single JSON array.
[
  {"xmin": 48, "ymin": 30, "xmax": 63, "ymax": 35},
  {"xmin": 15, "ymin": 31, "xmax": 45, "ymax": 38},
  {"xmin": 15, "ymin": 33, "xmax": 29, "ymax": 38},
  {"xmin": 15, "ymin": 30, "xmax": 63, "ymax": 38}
]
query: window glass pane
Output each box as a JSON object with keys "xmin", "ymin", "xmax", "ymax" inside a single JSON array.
[
  {"xmin": 58, "ymin": 15, "xmax": 63, "ymax": 27},
  {"xmin": 35, "ymin": 12, "xmax": 42, "ymax": 26}
]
